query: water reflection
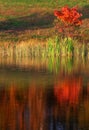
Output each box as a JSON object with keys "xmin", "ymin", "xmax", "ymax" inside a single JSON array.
[
  {"xmin": 54, "ymin": 77, "xmax": 82, "ymax": 107},
  {"xmin": 0, "ymin": 84, "xmax": 45, "ymax": 130},
  {"xmin": 0, "ymin": 57, "xmax": 89, "ymax": 130},
  {"xmin": 0, "ymin": 56, "xmax": 89, "ymax": 74},
  {"xmin": 0, "ymin": 76, "xmax": 89, "ymax": 130}
]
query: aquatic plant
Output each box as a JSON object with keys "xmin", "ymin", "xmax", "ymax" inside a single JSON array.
[
  {"xmin": 47, "ymin": 36, "xmax": 60, "ymax": 57},
  {"xmin": 0, "ymin": 38, "xmax": 88, "ymax": 58},
  {"xmin": 60, "ymin": 37, "xmax": 74, "ymax": 56}
]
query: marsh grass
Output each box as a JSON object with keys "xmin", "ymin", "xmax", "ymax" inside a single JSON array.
[{"xmin": 0, "ymin": 37, "xmax": 89, "ymax": 58}]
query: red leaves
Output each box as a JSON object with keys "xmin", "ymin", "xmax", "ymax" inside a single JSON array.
[
  {"xmin": 54, "ymin": 10, "xmax": 62, "ymax": 17},
  {"xmin": 54, "ymin": 6, "xmax": 82, "ymax": 26}
]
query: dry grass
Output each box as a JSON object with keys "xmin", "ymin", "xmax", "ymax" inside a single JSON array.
[{"xmin": 0, "ymin": 37, "xmax": 89, "ymax": 59}]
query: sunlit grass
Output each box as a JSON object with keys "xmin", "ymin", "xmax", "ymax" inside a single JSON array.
[{"xmin": 0, "ymin": 37, "xmax": 89, "ymax": 58}]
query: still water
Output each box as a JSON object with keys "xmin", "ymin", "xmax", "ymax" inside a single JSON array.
[{"xmin": 0, "ymin": 57, "xmax": 89, "ymax": 130}]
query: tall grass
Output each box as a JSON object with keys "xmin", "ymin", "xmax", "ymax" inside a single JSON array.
[{"xmin": 0, "ymin": 37, "xmax": 89, "ymax": 58}]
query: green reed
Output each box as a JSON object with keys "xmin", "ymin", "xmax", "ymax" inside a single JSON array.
[{"xmin": 0, "ymin": 37, "xmax": 89, "ymax": 58}]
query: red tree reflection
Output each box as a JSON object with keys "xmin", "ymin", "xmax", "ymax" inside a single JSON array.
[{"xmin": 54, "ymin": 77, "xmax": 82, "ymax": 107}]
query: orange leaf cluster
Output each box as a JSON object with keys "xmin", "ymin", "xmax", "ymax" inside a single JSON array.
[{"xmin": 54, "ymin": 6, "xmax": 82, "ymax": 26}]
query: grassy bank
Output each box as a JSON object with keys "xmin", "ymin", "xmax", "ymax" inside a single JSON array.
[
  {"xmin": 0, "ymin": 0, "xmax": 89, "ymax": 42},
  {"xmin": 0, "ymin": 0, "xmax": 89, "ymax": 57}
]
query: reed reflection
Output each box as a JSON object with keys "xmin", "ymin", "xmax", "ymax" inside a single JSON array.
[{"xmin": 0, "ymin": 56, "xmax": 89, "ymax": 74}]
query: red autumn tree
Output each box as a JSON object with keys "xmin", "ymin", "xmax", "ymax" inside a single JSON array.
[{"xmin": 54, "ymin": 6, "xmax": 82, "ymax": 38}]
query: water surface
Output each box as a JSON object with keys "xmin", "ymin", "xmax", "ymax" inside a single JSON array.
[{"xmin": 0, "ymin": 57, "xmax": 89, "ymax": 130}]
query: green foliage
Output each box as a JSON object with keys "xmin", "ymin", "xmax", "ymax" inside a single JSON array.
[
  {"xmin": 66, "ymin": 37, "xmax": 74, "ymax": 55},
  {"xmin": 60, "ymin": 37, "xmax": 74, "ymax": 56},
  {"xmin": 47, "ymin": 36, "xmax": 60, "ymax": 57},
  {"xmin": 46, "ymin": 37, "xmax": 75, "ymax": 57}
]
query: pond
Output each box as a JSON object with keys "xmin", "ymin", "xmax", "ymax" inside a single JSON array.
[{"xmin": 0, "ymin": 56, "xmax": 89, "ymax": 130}]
